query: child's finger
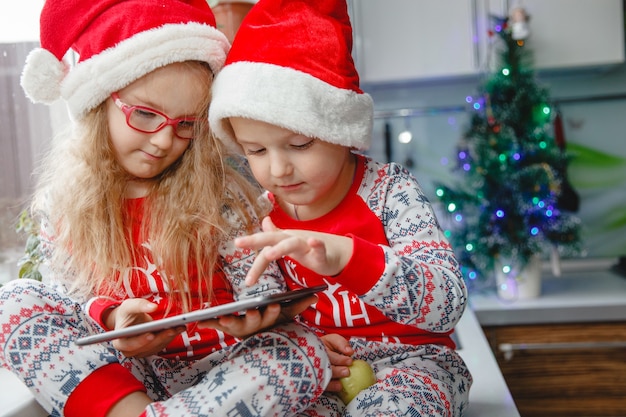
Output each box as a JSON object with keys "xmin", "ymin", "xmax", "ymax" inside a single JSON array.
[
  {"xmin": 122, "ymin": 298, "xmax": 158, "ymax": 314},
  {"xmin": 263, "ymin": 236, "xmax": 312, "ymax": 260},
  {"xmin": 322, "ymin": 333, "xmax": 353, "ymax": 355},
  {"xmin": 244, "ymin": 248, "xmax": 274, "ymax": 286},
  {"xmin": 235, "ymin": 232, "xmax": 286, "ymax": 251}
]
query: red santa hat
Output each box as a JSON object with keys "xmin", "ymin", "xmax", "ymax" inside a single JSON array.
[
  {"xmin": 21, "ymin": 0, "xmax": 229, "ymax": 121},
  {"xmin": 209, "ymin": 0, "xmax": 373, "ymax": 151}
]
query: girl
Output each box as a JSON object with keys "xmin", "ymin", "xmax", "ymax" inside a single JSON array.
[
  {"xmin": 0, "ymin": 0, "xmax": 329, "ymax": 416},
  {"xmin": 209, "ymin": 0, "xmax": 472, "ymax": 415}
]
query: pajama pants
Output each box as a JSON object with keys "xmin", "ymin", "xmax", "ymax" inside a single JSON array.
[
  {"xmin": 0, "ymin": 279, "xmax": 331, "ymax": 417},
  {"xmin": 301, "ymin": 339, "xmax": 472, "ymax": 417}
]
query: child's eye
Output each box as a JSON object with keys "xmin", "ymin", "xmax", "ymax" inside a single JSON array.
[
  {"xmin": 177, "ymin": 120, "xmax": 196, "ymax": 129},
  {"xmin": 133, "ymin": 108, "xmax": 159, "ymax": 119},
  {"xmin": 245, "ymin": 147, "xmax": 266, "ymax": 156},
  {"xmin": 292, "ymin": 139, "xmax": 315, "ymax": 150}
]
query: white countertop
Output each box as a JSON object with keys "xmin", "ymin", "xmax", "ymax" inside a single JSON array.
[
  {"xmin": 470, "ymin": 262, "xmax": 626, "ymax": 326},
  {"xmin": 455, "ymin": 308, "xmax": 520, "ymax": 417},
  {"xmin": 0, "ymin": 369, "xmax": 48, "ymax": 417}
]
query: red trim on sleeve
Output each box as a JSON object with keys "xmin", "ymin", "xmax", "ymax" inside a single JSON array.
[
  {"xmin": 338, "ymin": 233, "xmax": 385, "ymax": 294},
  {"xmin": 87, "ymin": 298, "xmax": 120, "ymax": 329},
  {"xmin": 64, "ymin": 363, "xmax": 147, "ymax": 417}
]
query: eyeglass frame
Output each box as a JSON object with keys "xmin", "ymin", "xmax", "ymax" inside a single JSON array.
[{"xmin": 110, "ymin": 92, "xmax": 198, "ymax": 140}]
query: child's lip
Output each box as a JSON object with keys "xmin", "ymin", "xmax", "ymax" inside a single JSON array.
[
  {"xmin": 278, "ymin": 182, "xmax": 303, "ymax": 191},
  {"xmin": 142, "ymin": 150, "xmax": 164, "ymax": 160}
]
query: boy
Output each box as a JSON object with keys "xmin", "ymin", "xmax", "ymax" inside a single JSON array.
[{"xmin": 209, "ymin": 0, "xmax": 472, "ymax": 415}]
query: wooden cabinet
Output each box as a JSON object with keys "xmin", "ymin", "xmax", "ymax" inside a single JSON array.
[
  {"xmin": 482, "ymin": 321, "xmax": 626, "ymax": 417},
  {"xmin": 350, "ymin": 0, "xmax": 624, "ymax": 85}
]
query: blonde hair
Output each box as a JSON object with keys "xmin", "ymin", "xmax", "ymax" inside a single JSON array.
[{"xmin": 31, "ymin": 61, "xmax": 265, "ymax": 311}]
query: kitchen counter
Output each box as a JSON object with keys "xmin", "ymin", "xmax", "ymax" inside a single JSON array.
[
  {"xmin": 455, "ymin": 308, "xmax": 520, "ymax": 417},
  {"xmin": 470, "ymin": 260, "xmax": 626, "ymax": 326}
]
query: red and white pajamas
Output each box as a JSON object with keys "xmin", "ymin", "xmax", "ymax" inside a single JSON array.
[{"xmin": 269, "ymin": 155, "xmax": 473, "ymax": 417}]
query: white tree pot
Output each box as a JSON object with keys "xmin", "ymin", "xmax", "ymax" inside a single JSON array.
[{"xmin": 495, "ymin": 255, "xmax": 542, "ymax": 301}]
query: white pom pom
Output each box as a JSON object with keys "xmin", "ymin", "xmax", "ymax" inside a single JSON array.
[{"xmin": 20, "ymin": 48, "xmax": 67, "ymax": 104}]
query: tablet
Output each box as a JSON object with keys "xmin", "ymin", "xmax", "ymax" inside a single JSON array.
[{"xmin": 74, "ymin": 284, "xmax": 327, "ymax": 346}]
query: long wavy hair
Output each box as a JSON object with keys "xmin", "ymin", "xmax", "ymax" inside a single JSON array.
[{"xmin": 31, "ymin": 61, "xmax": 265, "ymax": 310}]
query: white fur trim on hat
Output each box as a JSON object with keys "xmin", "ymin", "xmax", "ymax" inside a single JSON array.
[
  {"xmin": 61, "ymin": 22, "xmax": 228, "ymax": 120},
  {"xmin": 210, "ymin": 61, "xmax": 373, "ymax": 153}
]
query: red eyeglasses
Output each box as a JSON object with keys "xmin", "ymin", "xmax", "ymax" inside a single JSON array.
[{"xmin": 111, "ymin": 92, "xmax": 198, "ymax": 139}]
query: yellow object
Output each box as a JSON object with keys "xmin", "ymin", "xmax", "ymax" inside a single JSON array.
[{"xmin": 338, "ymin": 359, "xmax": 377, "ymax": 404}]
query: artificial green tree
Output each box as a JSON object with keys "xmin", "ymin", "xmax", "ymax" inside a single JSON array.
[{"xmin": 436, "ymin": 11, "xmax": 581, "ymax": 290}]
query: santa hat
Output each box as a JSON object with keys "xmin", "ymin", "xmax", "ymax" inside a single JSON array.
[
  {"xmin": 21, "ymin": 0, "xmax": 230, "ymax": 121},
  {"xmin": 209, "ymin": 0, "xmax": 373, "ymax": 152}
]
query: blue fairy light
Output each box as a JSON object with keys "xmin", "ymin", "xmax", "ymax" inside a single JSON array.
[
  {"xmin": 495, "ymin": 210, "xmax": 505, "ymax": 218},
  {"xmin": 530, "ymin": 227, "xmax": 539, "ymax": 235}
]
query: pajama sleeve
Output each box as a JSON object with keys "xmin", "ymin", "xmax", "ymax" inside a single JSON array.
[{"xmin": 352, "ymin": 161, "xmax": 468, "ymax": 333}]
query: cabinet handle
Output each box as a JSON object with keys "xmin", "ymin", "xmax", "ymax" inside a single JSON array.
[{"xmin": 498, "ymin": 341, "xmax": 626, "ymax": 361}]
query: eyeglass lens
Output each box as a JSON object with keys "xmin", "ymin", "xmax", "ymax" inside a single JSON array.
[{"xmin": 128, "ymin": 108, "xmax": 196, "ymax": 139}]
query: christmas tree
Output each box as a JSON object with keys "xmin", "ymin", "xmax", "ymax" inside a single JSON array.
[{"xmin": 436, "ymin": 8, "xmax": 582, "ymax": 291}]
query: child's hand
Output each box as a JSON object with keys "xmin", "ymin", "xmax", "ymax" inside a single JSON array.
[
  {"xmin": 321, "ymin": 333, "xmax": 354, "ymax": 393},
  {"xmin": 235, "ymin": 216, "xmax": 353, "ymax": 286},
  {"xmin": 107, "ymin": 298, "xmax": 185, "ymax": 358},
  {"xmin": 198, "ymin": 294, "xmax": 317, "ymax": 338}
]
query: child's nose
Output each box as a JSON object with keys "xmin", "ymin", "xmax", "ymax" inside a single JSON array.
[
  {"xmin": 269, "ymin": 152, "xmax": 292, "ymax": 177},
  {"xmin": 150, "ymin": 126, "xmax": 176, "ymax": 150}
]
